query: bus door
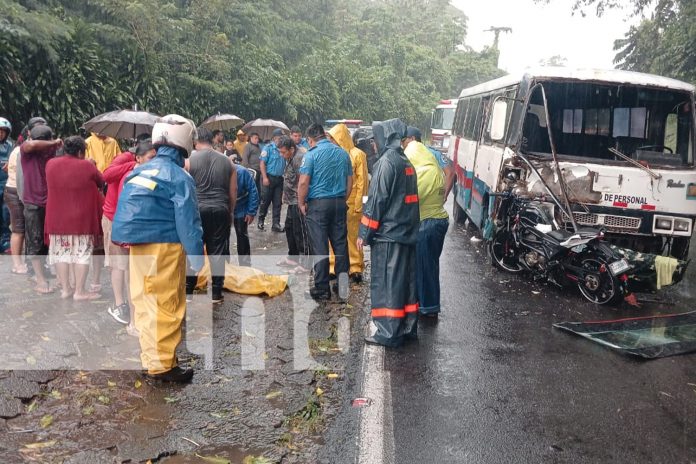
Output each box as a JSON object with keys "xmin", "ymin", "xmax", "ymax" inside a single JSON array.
[
  {"xmin": 454, "ymin": 97, "xmax": 482, "ymax": 218},
  {"xmin": 467, "ymin": 96, "xmax": 492, "ymax": 227}
]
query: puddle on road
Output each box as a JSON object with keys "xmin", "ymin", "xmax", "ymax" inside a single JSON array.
[{"xmin": 163, "ymin": 444, "xmax": 271, "ymax": 463}]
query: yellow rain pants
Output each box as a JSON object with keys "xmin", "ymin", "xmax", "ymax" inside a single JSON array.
[{"xmin": 130, "ymin": 242, "xmax": 186, "ymax": 375}]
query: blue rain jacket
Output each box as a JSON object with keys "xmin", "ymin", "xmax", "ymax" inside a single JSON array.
[
  {"xmin": 112, "ymin": 145, "xmax": 204, "ymax": 271},
  {"xmin": 234, "ymin": 165, "xmax": 260, "ymax": 219}
]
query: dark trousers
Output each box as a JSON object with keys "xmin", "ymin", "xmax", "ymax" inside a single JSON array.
[
  {"xmin": 285, "ymin": 204, "xmax": 311, "ymax": 268},
  {"xmin": 233, "ymin": 217, "xmax": 251, "ymax": 267},
  {"xmin": 186, "ymin": 207, "xmax": 230, "ymax": 294},
  {"xmin": 370, "ymin": 241, "xmax": 418, "ymax": 347},
  {"xmin": 305, "ymin": 198, "xmax": 348, "ymax": 293},
  {"xmin": 259, "ymin": 175, "xmax": 283, "ymax": 226},
  {"xmin": 416, "ymin": 218, "xmax": 449, "ymax": 315}
]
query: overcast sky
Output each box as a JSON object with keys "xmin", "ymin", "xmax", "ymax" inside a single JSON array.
[{"xmin": 452, "ymin": 0, "xmax": 644, "ymax": 73}]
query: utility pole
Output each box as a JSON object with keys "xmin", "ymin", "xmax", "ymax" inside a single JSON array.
[{"xmin": 484, "ymin": 26, "xmax": 512, "ymax": 67}]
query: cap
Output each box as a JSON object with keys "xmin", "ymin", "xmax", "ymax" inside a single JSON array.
[
  {"xmin": 272, "ymin": 128, "xmax": 284, "ymax": 137},
  {"xmin": 405, "ymin": 126, "xmax": 422, "ymax": 140},
  {"xmin": 30, "ymin": 125, "xmax": 53, "ymax": 141}
]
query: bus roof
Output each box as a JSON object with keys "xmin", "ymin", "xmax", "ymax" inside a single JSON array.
[{"xmin": 458, "ymin": 67, "xmax": 695, "ymax": 98}]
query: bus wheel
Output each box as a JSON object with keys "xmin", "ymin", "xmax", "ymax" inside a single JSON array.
[
  {"xmin": 671, "ymin": 237, "xmax": 690, "ymax": 260},
  {"xmin": 452, "ymin": 189, "xmax": 466, "ymax": 225}
]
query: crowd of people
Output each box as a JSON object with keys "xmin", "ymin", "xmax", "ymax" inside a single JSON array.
[{"xmin": 0, "ymin": 112, "xmax": 455, "ymax": 383}]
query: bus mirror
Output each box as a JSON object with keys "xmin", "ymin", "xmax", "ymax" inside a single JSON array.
[{"xmin": 490, "ymin": 100, "xmax": 508, "ymax": 141}]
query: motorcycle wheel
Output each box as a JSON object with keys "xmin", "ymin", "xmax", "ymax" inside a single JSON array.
[
  {"xmin": 489, "ymin": 230, "xmax": 523, "ymax": 273},
  {"xmin": 576, "ymin": 257, "xmax": 620, "ymax": 305}
]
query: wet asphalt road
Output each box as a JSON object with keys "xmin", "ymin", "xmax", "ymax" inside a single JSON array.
[{"xmin": 383, "ymin": 215, "xmax": 696, "ymax": 463}]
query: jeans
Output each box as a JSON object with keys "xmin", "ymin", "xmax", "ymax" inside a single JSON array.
[
  {"xmin": 259, "ymin": 175, "xmax": 283, "ymax": 226},
  {"xmin": 285, "ymin": 204, "xmax": 311, "ymax": 269},
  {"xmin": 416, "ymin": 218, "xmax": 449, "ymax": 315},
  {"xmin": 305, "ymin": 198, "xmax": 349, "ymax": 293},
  {"xmin": 233, "ymin": 217, "xmax": 251, "ymax": 267},
  {"xmin": 186, "ymin": 207, "xmax": 230, "ymax": 294}
]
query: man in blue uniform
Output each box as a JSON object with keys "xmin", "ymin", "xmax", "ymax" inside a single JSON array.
[
  {"xmin": 298, "ymin": 123, "xmax": 353, "ymax": 300},
  {"xmin": 258, "ymin": 128, "xmax": 286, "ymax": 232}
]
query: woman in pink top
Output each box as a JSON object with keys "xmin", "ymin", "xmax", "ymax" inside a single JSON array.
[{"xmin": 102, "ymin": 140, "xmax": 155, "ymax": 333}]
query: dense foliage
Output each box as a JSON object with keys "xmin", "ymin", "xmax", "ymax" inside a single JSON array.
[
  {"xmin": 0, "ymin": 0, "xmax": 503, "ymax": 136},
  {"xmin": 541, "ymin": 0, "xmax": 695, "ymax": 84}
]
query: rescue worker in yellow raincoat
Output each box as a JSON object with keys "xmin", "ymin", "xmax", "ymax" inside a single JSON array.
[
  {"xmin": 327, "ymin": 123, "xmax": 369, "ymax": 283},
  {"xmin": 112, "ymin": 115, "xmax": 204, "ymax": 383}
]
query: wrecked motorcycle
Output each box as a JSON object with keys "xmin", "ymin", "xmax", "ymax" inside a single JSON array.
[{"xmin": 488, "ymin": 191, "xmax": 632, "ymax": 305}]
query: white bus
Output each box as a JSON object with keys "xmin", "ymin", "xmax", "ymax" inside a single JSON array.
[
  {"xmin": 448, "ymin": 67, "xmax": 696, "ymax": 259},
  {"xmin": 430, "ymin": 99, "xmax": 457, "ymax": 153}
]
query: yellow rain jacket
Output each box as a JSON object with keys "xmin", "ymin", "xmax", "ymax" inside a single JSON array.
[
  {"xmin": 404, "ymin": 141, "xmax": 448, "ymax": 221},
  {"xmin": 328, "ymin": 123, "xmax": 369, "ymax": 274},
  {"xmin": 234, "ymin": 130, "xmax": 248, "ymax": 157},
  {"xmin": 85, "ymin": 133, "xmax": 121, "ymax": 172}
]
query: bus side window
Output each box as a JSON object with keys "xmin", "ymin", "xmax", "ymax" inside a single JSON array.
[
  {"xmin": 664, "ymin": 113, "xmax": 677, "ymax": 153},
  {"xmin": 465, "ymin": 97, "xmax": 481, "ymax": 140},
  {"xmin": 454, "ymin": 99, "xmax": 470, "ymax": 137}
]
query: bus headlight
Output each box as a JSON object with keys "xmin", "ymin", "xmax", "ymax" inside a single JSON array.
[
  {"xmin": 688, "ymin": 183, "xmax": 696, "ymax": 198},
  {"xmin": 674, "ymin": 219, "xmax": 690, "ymax": 232},
  {"xmin": 655, "ymin": 218, "xmax": 673, "ymax": 230}
]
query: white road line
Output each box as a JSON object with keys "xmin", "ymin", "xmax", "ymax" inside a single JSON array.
[{"xmin": 357, "ymin": 342, "xmax": 395, "ymax": 464}]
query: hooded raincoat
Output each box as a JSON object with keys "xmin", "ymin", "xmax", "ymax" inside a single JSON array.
[
  {"xmin": 359, "ymin": 119, "xmax": 420, "ymax": 347},
  {"xmin": 111, "ymin": 145, "xmax": 204, "ymax": 375},
  {"xmin": 328, "ymin": 123, "xmax": 369, "ymax": 274}
]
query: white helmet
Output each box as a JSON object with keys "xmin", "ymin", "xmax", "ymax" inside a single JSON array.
[{"xmin": 152, "ymin": 114, "xmax": 197, "ymax": 157}]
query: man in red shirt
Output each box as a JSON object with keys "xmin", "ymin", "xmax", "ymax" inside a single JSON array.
[{"xmin": 20, "ymin": 125, "xmax": 61, "ymax": 294}]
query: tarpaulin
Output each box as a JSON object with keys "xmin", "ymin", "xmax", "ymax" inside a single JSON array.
[
  {"xmin": 196, "ymin": 260, "xmax": 288, "ymax": 297},
  {"xmin": 554, "ymin": 311, "xmax": 696, "ymax": 359}
]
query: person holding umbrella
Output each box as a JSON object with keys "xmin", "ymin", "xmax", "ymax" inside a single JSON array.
[{"xmin": 258, "ymin": 128, "xmax": 286, "ymax": 232}]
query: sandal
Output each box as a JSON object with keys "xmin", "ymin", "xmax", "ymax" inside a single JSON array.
[
  {"xmin": 89, "ymin": 283, "xmax": 102, "ymax": 293},
  {"xmin": 11, "ymin": 267, "xmax": 28, "ymax": 275}
]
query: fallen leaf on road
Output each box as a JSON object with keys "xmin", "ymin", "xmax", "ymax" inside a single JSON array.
[
  {"xmin": 327, "ymin": 373, "xmax": 339, "ymax": 379},
  {"xmin": 40, "ymin": 335, "xmax": 50, "ymax": 342},
  {"xmin": 134, "ymin": 380, "xmax": 142, "ymax": 389},
  {"xmin": 97, "ymin": 395, "xmax": 110, "ymax": 405},
  {"xmin": 532, "ymin": 291, "xmax": 541, "ymax": 295},
  {"xmin": 107, "ymin": 380, "xmax": 116, "ymax": 388},
  {"xmin": 195, "ymin": 454, "xmax": 231, "ymax": 464},
  {"xmin": 265, "ymin": 391, "xmax": 282, "ymax": 400},
  {"xmin": 22, "ymin": 311, "xmax": 33, "ymax": 319},
  {"xmin": 316, "ymin": 387, "xmax": 324, "ymax": 396},
  {"xmin": 24, "ymin": 440, "xmax": 57, "ymax": 449},
  {"xmin": 244, "ymin": 330, "xmax": 256, "ymax": 338},
  {"xmin": 39, "ymin": 414, "xmax": 53, "ymax": 428},
  {"xmin": 26, "ymin": 355, "xmax": 36, "ymax": 366},
  {"xmin": 49, "ymin": 390, "xmax": 61, "ymax": 399},
  {"xmin": 26, "ymin": 400, "xmax": 38, "ymax": 413},
  {"xmin": 82, "ymin": 406, "xmax": 94, "ymax": 416},
  {"xmin": 243, "ymin": 456, "xmax": 273, "ymax": 464},
  {"xmin": 164, "ymin": 396, "xmax": 180, "ymax": 404},
  {"xmin": 659, "ymin": 391, "xmax": 674, "ymax": 398}
]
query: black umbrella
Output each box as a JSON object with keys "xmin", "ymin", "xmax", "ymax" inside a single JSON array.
[{"xmin": 83, "ymin": 110, "xmax": 160, "ymax": 140}]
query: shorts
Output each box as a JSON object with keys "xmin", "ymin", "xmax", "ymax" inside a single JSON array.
[
  {"xmin": 24, "ymin": 204, "xmax": 47, "ymax": 256},
  {"xmin": 48, "ymin": 234, "xmax": 94, "ymax": 265},
  {"xmin": 102, "ymin": 216, "xmax": 128, "ymax": 271},
  {"xmin": 4, "ymin": 187, "xmax": 24, "ymax": 234}
]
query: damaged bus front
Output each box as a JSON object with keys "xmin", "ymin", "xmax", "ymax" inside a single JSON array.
[{"xmin": 449, "ymin": 68, "xmax": 696, "ymax": 260}]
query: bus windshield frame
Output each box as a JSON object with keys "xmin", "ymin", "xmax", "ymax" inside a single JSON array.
[
  {"xmin": 519, "ymin": 79, "xmax": 695, "ymax": 169},
  {"xmin": 431, "ymin": 107, "xmax": 456, "ymax": 131}
]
